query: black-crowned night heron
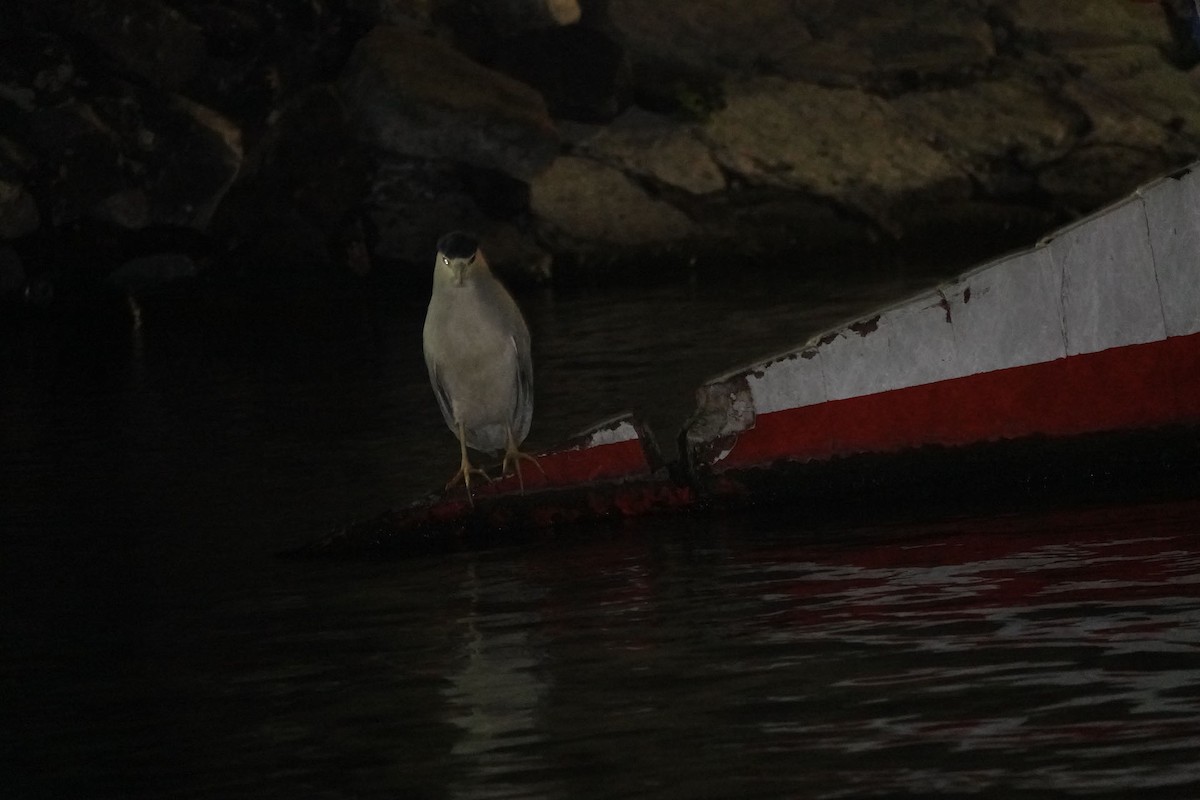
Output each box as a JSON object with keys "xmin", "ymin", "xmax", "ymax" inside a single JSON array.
[{"xmin": 423, "ymin": 231, "xmax": 541, "ymax": 500}]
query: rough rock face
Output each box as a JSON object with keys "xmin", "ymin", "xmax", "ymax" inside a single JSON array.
[
  {"xmin": 65, "ymin": 0, "xmax": 207, "ymax": 91},
  {"xmin": 567, "ymin": 109, "xmax": 725, "ymax": 195},
  {"xmin": 0, "ymin": 179, "xmax": 40, "ymax": 239},
  {"xmin": 339, "ymin": 25, "xmax": 559, "ymax": 180},
  {"xmin": 1, "ymin": 35, "xmax": 243, "ymax": 231},
  {"xmin": 605, "ymin": 0, "xmax": 997, "ymax": 89},
  {"xmin": 208, "ymin": 84, "xmax": 370, "ymax": 277},
  {"xmin": 705, "ymin": 78, "xmax": 972, "ymax": 232},
  {"xmin": 888, "ymin": 78, "xmax": 1080, "ymax": 195},
  {"xmin": 530, "ymin": 155, "xmax": 697, "ymax": 247},
  {"xmin": 2, "ymin": 0, "xmax": 1199, "ymax": 293},
  {"xmin": 0, "ymin": 0, "xmax": 352, "ymax": 293}
]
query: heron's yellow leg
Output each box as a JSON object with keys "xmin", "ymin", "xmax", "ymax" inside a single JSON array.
[
  {"xmin": 445, "ymin": 421, "xmax": 491, "ymax": 504},
  {"xmin": 502, "ymin": 427, "xmax": 545, "ymax": 493}
]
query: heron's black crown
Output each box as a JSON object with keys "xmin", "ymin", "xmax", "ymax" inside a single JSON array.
[{"xmin": 437, "ymin": 231, "xmax": 479, "ymax": 260}]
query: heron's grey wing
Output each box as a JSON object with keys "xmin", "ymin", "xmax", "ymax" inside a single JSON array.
[
  {"xmin": 510, "ymin": 333, "xmax": 534, "ymax": 442},
  {"xmin": 426, "ymin": 357, "xmax": 457, "ymax": 432}
]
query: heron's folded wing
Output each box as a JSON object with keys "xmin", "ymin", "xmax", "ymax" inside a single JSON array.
[
  {"xmin": 427, "ymin": 359, "xmax": 457, "ymax": 430},
  {"xmin": 510, "ymin": 334, "xmax": 534, "ymax": 437}
]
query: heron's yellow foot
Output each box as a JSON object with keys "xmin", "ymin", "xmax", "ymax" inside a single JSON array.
[
  {"xmin": 446, "ymin": 425, "xmax": 492, "ymax": 505},
  {"xmin": 502, "ymin": 428, "xmax": 546, "ymax": 493},
  {"xmin": 444, "ymin": 462, "xmax": 491, "ymax": 494}
]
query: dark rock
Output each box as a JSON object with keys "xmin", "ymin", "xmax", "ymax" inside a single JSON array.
[
  {"xmin": 360, "ymin": 153, "xmax": 538, "ymax": 279},
  {"xmin": 1059, "ymin": 43, "xmax": 1200, "ymax": 150},
  {"xmin": 106, "ymin": 251, "xmax": 199, "ymax": 292},
  {"xmin": 142, "ymin": 94, "xmax": 243, "ymax": 228},
  {"xmin": 0, "ymin": 135, "xmax": 38, "ymax": 181},
  {"xmin": 0, "ymin": 179, "xmax": 40, "ymax": 238},
  {"xmin": 1037, "ymin": 144, "xmax": 1174, "ymax": 213},
  {"xmin": 348, "ymin": 0, "xmax": 434, "ymax": 28},
  {"xmin": 6, "ymin": 218, "xmax": 219, "ymax": 311},
  {"xmin": 492, "ymin": 25, "xmax": 632, "ymax": 123},
  {"xmin": 339, "ymin": 24, "xmax": 559, "ymax": 180},
  {"xmin": 0, "ymin": 244, "xmax": 25, "ymax": 296},
  {"xmin": 997, "ymin": 0, "xmax": 1171, "ymax": 49},
  {"xmin": 365, "ymin": 156, "xmax": 488, "ymax": 265},
  {"xmin": 709, "ymin": 191, "xmax": 880, "ymax": 261},
  {"xmin": 565, "ymin": 109, "xmax": 725, "ymax": 195},
  {"xmin": 889, "ymin": 75, "xmax": 1082, "ymax": 197},
  {"xmin": 168, "ymin": 0, "xmax": 369, "ymax": 131},
  {"xmin": 603, "ymin": 0, "xmax": 814, "ymax": 79},
  {"xmin": 781, "ymin": 0, "xmax": 996, "ymax": 88},
  {"xmin": 1161, "ymin": 0, "xmax": 1200, "ymax": 66},
  {"xmin": 210, "ymin": 83, "xmax": 370, "ymax": 277},
  {"xmin": 437, "ymin": 0, "xmax": 579, "ymax": 38},
  {"xmin": 0, "ymin": 19, "xmax": 242, "ymax": 231},
  {"xmin": 604, "ymin": 0, "xmax": 995, "ymax": 89},
  {"xmin": 93, "ymin": 189, "xmax": 151, "ymax": 229},
  {"xmin": 64, "ymin": 0, "xmax": 206, "ymax": 91},
  {"xmin": 478, "ymin": 221, "xmax": 553, "ymax": 284}
]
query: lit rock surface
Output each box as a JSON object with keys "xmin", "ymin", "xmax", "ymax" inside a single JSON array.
[{"xmin": 530, "ymin": 156, "xmax": 697, "ymax": 248}]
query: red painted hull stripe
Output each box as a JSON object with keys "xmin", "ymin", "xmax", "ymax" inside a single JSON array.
[
  {"xmin": 479, "ymin": 438, "xmax": 653, "ymax": 496},
  {"xmin": 715, "ymin": 331, "xmax": 1200, "ymax": 470}
]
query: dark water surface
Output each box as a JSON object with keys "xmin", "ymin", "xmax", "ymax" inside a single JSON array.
[{"xmin": 3, "ymin": 270, "xmax": 1200, "ymax": 799}]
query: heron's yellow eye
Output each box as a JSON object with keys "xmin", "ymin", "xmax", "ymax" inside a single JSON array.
[{"xmin": 442, "ymin": 256, "xmax": 449, "ymax": 266}]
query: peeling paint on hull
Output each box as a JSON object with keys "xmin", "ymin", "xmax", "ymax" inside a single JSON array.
[
  {"xmin": 684, "ymin": 162, "xmax": 1200, "ymax": 478},
  {"xmin": 697, "ymin": 331, "xmax": 1200, "ymax": 473}
]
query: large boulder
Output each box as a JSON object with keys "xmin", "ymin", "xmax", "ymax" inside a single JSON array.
[
  {"xmin": 703, "ymin": 77, "xmax": 970, "ymax": 234},
  {"xmin": 491, "ymin": 25, "xmax": 632, "ymax": 123},
  {"xmin": 145, "ymin": 94, "xmax": 244, "ymax": 228},
  {"xmin": 0, "ymin": 179, "xmax": 40, "ymax": 239},
  {"xmin": 998, "ymin": 0, "xmax": 1200, "ymax": 208},
  {"xmin": 437, "ymin": 0, "xmax": 580, "ymax": 36},
  {"xmin": 210, "ymin": 84, "xmax": 369, "ymax": 275},
  {"xmin": 603, "ymin": 0, "xmax": 813, "ymax": 77},
  {"xmin": 1060, "ymin": 44, "xmax": 1200, "ymax": 147},
  {"xmin": 345, "ymin": 0, "xmax": 434, "ymax": 27},
  {"xmin": 997, "ymin": 0, "xmax": 1171, "ymax": 48},
  {"xmin": 339, "ymin": 25, "xmax": 559, "ymax": 180},
  {"xmin": 15, "ymin": 85, "xmax": 242, "ymax": 230},
  {"xmin": 604, "ymin": 0, "xmax": 995, "ymax": 88},
  {"xmin": 366, "ymin": 157, "xmax": 489, "ymax": 264},
  {"xmin": 0, "ymin": 16, "xmax": 242, "ymax": 232},
  {"xmin": 566, "ymin": 108, "xmax": 725, "ymax": 195},
  {"xmin": 530, "ymin": 155, "xmax": 697, "ymax": 249},
  {"xmin": 889, "ymin": 75, "xmax": 1082, "ymax": 196},
  {"xmin": 65, "ymin": 0, "xmax": 206, "ymax": 91}
]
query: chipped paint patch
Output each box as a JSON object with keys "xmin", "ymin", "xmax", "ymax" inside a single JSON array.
[
  {"xmin": 849, "ymin": 315, "xmax": 881, "ymax": 336},
  {"xmin": 584, "ymin": 419, "xmax": 640, "ymax": 447}
]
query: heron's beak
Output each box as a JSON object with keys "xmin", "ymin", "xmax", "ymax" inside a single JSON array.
[{"xmin": 452, "ymin": 263, "xmax": 466, "ymax": 287}]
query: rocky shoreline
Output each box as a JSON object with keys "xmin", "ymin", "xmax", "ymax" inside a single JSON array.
[{"xmin": 2, "ymin": 0, "xmax": 1199, "ymax": 301}]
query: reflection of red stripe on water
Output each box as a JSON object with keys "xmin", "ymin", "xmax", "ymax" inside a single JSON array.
[{"xmin": 752, "ymin": 501, "xmax": 1200, "ymax": 622}]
